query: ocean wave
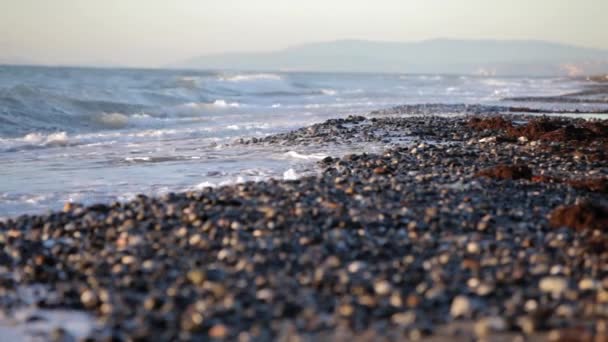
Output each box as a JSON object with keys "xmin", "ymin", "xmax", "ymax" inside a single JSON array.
[
  {"xmin": 94, "ymin": 113, "xmax": 130, "ymax": 129},
  {"xmin": 0, "ymin": 131, "xmax": 72, "ymax": 152},
  {"xmin": 173, "ymin": 76, "xmax": 201, "ymax": 89},
  {"xmin": 0, "ymin": 84, "xmax": 150, "ymax": 136},
  {"xmin": 22, "ymin": 132, "xmax": 70, "ymax": 146},
  {"xmin": 218, "ymin": 73, "xmax": 282, "ymax": 82},
  {"xmin": 179, "ymin": 100, "xmax": 240, "ymax": 110},
  {"xmin": 481, "ymin": 79, "xmax": 512, "ymax": 87},
  {"xmin": 320, "ymin": 89, "xmax": 337, "ymax": 96},
  {"xmin": 283, "ymin": 151, "xmax": 328, "ymax": 160},
  {"xmin": 402, "ymin": 75, "xmax": 443, "ymax": 81}
]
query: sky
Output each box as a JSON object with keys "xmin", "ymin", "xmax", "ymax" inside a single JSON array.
[{"xmin": 1, "ymin": 0, "xmax": 607, "ymax": 67}]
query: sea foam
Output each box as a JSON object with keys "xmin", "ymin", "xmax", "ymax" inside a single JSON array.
[{"xmin": 218, "ymin": 73, "xmax": 282, "ymax": 82}]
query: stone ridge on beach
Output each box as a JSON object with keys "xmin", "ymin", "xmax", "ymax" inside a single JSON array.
[
  {"xmin": 504, "ymin": 80, "xmax": 608, "ymax": 105},
  {"xmin": 1, "ymin": 114, "xmax": 607, "ymax": 341}
]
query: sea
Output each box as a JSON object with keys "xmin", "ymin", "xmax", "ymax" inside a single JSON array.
[{"xmin": 0, "ymin": 65, "xmax": 603, "ymax": 218}]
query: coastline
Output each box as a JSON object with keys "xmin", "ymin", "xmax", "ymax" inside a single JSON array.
[{"xmin": 1, "ymin": 106, "xmax": 607, "ymax": 340}]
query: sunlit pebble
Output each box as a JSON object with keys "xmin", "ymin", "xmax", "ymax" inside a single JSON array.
[
  {"xmin": 80, "ymin": 290, "xmax": 97, "ymax": 309},
  {"xmin": 338, "ymin": 304, "xmax": 354, "ymax": 317},
  {"xmin": 391, "ymin": 311, "xmax": 416, "ymax": 326},
  {"xmin": 579, "ymin": 278, "xmax": 599, "ymax": 291},
  {"xmin": 524, "ymin": 299, "xmax": 538, "ymax": 312},
  {"xmin": 450, "ymin": 295, "xmax": 473, "ymax": 318},
  {"xmin": 209, "ymin": 324, "xmax": 229, "ymax": 339},
  {"xmin": 189, "ymin": 234, "xmax": 202, "ymax": 245},
  {"xmin": 467, "ymin": 278, "xmax": 480, "ymax": 288},
  {"xmin": 466, "ymin": 241, "xmax": 481, "ymax": 254},
  {"xmin": 373, "ymin": 280, "xmax": 392, "ymax": 296},
  {"xmin": 389, "ymin": 293, "xmax": 403, "ymax": 307},
  {"xmin": 121, "ymin": 255, "xmax": 136, "ymax": 265},
  {"xmin": 347, "ymin": 261, "xmax": 366, "ymax": 273},
  {"xmin": 539, "ymin": 276, "xmax": 569, "ymax": 297}
]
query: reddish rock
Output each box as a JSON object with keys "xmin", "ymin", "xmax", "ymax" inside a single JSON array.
[
  {"xmin": 468, "ymin": 117, "xmax": 513, "ymax": 131},
  {"xmin": 531, "ymin": 175, "xmax": 560, "ymax": 183},
  {"xmin": 539, "ymin": 125, "xmax": 597, "ymax": 142},
  {"xmin": 549, "ymin": 202, "xmax": 608, "ymax": 231},
  {"xmin": 373, "ymin": 166, "xmax": 389, "ymax": 175},
  {"xmin": 475, "ymin": 164, "xmax": 533, "ymax": 180},
  {"xmin": 506, "ymin": 119, "xmax": 563, "ymax": 140},
  {"xmin": 468, "ymin": 116, "xmax": 608, "ymax": 145},
  {"xmin": 568, "ymin": 178, "xmax": 608, "ymax": 194},
  {"xmin": 582, "ymin": 121, "xmax": 608, "ymax": 136},
  {"xmin": 532, "ymin": 175, "xmax": 608, "ymax": 194}
]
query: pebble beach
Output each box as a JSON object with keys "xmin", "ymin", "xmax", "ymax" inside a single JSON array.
[{"xmin": 1, "ymin": 100, "xmax": 607, "ymax": 340}]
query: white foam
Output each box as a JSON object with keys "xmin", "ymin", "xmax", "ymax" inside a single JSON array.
[
  {"xmin": 22, "ymin": 132, "xmax": 69, "ymax": 146},
  {"xmin": 131, "ymin": 113, "xmax": 151, "ymax": 119},
  {"xmin": 284, "ymin": 151, "xmax": 327, "ymax": 160},
  {"xmin": 212, "ymin": 99, "xmax": 240, "ymax": 108},
  {"xmin": 0, "ymin": 307, "xmax": 95, "ymax": 341},
  {"xmin": 321, "ymin": 89, "xmax": 337, "ymax": 96},
  {"xmin": 219, "ymin": 73, "xmax": 282, "ymax": 82},
  {"xmin": 24, "ymin": 194, "xmax": 48, "ymax": 204},
  {"xmin": 177, "ymin": 100, "xmax": 240, "ymax": 113},
  {"xmin": 283, "ymin": 168, "xmax": 299, "ymax": 180},
  {"xmin": 194, "ymin": 181, "xmax": 215, "ymax": 189},
  {"xmin": 125, "ymin": 156, "xmax": 151, "ymax": 162}
]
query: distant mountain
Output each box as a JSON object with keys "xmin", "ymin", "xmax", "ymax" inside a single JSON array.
[{"xmin": 177, "ymin": 39, "xmax": 608, "ymax": 76}]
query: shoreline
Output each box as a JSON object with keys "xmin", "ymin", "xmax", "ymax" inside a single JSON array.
[{"xmin": 0, "ymin": 108, "xmax": 607, "ymax": 340}]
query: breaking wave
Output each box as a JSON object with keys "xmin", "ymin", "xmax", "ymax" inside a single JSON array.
[
  {"xmin": 218, "ymin": 73, "xmax": 283, "ymax": 82},
  {"xmin": 0, "ymin": 131, "xmax": 71, "ymax": 152},
  {"xmin": 95, "ymin": 113, "xmax": 130, "ymax": 129}
]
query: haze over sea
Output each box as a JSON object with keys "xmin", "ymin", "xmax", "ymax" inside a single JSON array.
[{"xmin": 0, "ymin": 65, "xmax": 602, "ymax": 217}]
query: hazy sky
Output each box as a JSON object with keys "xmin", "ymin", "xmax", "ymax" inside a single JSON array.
[{"xmin": 1, "ymin": 0, "xmax": 606, "ymax": 67}]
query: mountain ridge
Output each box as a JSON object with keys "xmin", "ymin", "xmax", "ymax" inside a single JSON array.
[{"xmin": 176, "ymin": 39, "xmax": 608, "ymax": 76}]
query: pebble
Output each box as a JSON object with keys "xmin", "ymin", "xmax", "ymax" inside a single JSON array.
[
  {"xmin": 539, "ymin": 277, "xmax": 569, "ymax": 297},
  {"xmin": 450, "ymin": 296, "xmax": 473, "ymax": 318}
]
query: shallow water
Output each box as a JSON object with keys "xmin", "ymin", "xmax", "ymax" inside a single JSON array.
[{"xmin": 0, "ymin": 66, "xmax": 604, "ymax": 217}]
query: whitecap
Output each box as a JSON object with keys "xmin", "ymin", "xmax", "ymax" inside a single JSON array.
[
  {"xmin": 131, "ymin": 113, "xmax": 151, "ymax": 119},
  {"xmin": 23, "ymin": 132, "xmax": 69, "ymax": 146},
  {"xmin": 212, "ymin": 99, "xmax": 240, "ymax": 108},
  {"xmin": 124, "ymin": 156, "xmax": 151, "ymax": 162},
  {"xmin": 321, "ymin": 89, "xmax": 337, "ymax": 96},
  {"xmin": 218, "ymin": 73, "xmax": 282, "ymax": 82},
  {"xmin": 194, "ymin": 181, "xmax": 215, "ymax": 190}
]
